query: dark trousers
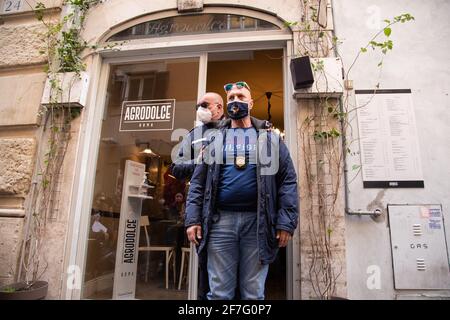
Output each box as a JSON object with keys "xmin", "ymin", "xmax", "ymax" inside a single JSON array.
[{"xmin": 197, "ymin": 250, "xmax": 209, "ymax": 300}]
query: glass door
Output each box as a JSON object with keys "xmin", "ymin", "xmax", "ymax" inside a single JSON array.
[{"xmin": 82, "ymin": 57, "xmax": 200, "ymax": 299}]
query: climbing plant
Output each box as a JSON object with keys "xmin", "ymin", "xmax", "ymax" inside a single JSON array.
[
  {"xmin": 289, "ymin": 0, "xmax": 414, "ymax": 299},
  {"xmin": 17, "ymin": 0, "xmax": 111, "ymax": 287}
]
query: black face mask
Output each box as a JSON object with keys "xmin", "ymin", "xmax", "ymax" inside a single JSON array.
[{"xmin": 226, "ymin": 100, "xmax": 249, "ymax": 120}]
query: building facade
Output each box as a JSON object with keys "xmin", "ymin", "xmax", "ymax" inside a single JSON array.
[{"xmin": 0, "ymin": 0, "xmax": 449, "ymax": 299}]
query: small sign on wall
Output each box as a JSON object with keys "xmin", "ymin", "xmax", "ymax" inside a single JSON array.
[
  {"xmin": 112, "ymin": 160, "xmax": 146, "ymax": 300},
  {"xmin": 119, "ymin": 99, "xmax": 176, "ymax": 131},
  {"xmin": 177, "ymin": 0, "xmax": 203, "ymax": 13},
  {"xmin": 1, "ymin": 0, "xmax": 23, "ymax": 14}
]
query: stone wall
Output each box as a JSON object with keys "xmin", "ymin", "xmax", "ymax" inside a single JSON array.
[
  {"xmin": 0, "ymin": 1, "xmax": 64, "ymax": 293},
  {"xmin": 0, "ymin": 23, "xmax": 48, "ymax": 69},
  {"xmin": 290, "ymin": 0, "xmax": 348, "ymax": 299},
  {"xmin": 0, "ymin": 72, "xmax": 46, "ymax": 125},
  {"xmin": 0, "ymin": 217, "xmax": 23, "ymax": 285},
  {"xmin": 0, "ymin": 135, "xmax": 37, "ymax": 286},
  {"xmin": 39, "ymin": 115, "xmax": 82, "ymax": 299},
  {"xmin": 0, "ymin": 138, "xmax": 36, "ymax": 195},
  {"xmin": 297, "ymin": 98, "xmax": 347, "ymax": 299}
]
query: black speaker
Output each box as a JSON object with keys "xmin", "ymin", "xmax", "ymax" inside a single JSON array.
[{"xmin": 290, "ymin": 56, "xmax": 314, "ymax": 89}]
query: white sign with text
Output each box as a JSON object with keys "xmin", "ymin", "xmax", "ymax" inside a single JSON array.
[{"xmin": 112, "ymin": 160, "xmax": 146, "ymax": 299}]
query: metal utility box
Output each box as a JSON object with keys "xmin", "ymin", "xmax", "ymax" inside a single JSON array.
[{"xmin": 388, "ymin": 204, "xmax": 450, "ymax": 289}]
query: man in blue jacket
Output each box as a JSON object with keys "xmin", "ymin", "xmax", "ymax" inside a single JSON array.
[{"xmin": 185, "ymin": 81, "xmax": 298, "ymax": 300}]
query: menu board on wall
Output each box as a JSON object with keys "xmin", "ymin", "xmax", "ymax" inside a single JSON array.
[{"xmin": 355, "ymin": 89, "xmax": 424, "ymax": 188}]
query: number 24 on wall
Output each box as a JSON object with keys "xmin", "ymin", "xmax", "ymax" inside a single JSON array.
[{"xmin": 2, "ymin": 0, "xmax": 22, "ymax": 13}]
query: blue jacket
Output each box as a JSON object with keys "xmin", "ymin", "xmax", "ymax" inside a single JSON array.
[{"xmin": 185, "ymin": 117, "xmax": 299, "ymax": 264}]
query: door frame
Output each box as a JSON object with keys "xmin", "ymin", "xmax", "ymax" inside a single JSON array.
[{"xmin": 63, "ymin": 37, "xmax": 300, "ymax": 300}]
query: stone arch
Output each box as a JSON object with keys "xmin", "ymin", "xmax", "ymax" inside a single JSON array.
[{"xmin": 81, "ymin": 0, "xmax": 300, "ymax": 45}]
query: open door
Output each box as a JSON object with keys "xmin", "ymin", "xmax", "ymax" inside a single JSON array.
[{"xmin": 82, "ymin": 57, "xmax": 200, "ymax": 299}]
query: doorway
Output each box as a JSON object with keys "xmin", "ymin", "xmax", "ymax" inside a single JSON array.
[
  {"xmin": 207, "ymin": 49, "xmax": 286, "ymax": 300},
  {"xmin": 82, "ymin": 57, "xmax": 200, "ymax": 299},
  {"xmin": 80, "ymin": 48, "xmax": 288, "ymax": 300}
]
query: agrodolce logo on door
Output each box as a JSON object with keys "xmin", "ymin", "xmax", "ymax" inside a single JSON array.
[{"xmin": 119, "ymin": 99, "xmax": 176, "ymax": 131}]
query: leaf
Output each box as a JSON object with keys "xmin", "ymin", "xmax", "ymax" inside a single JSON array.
[
  {"xmin": 352, "ymin": 165, "xmax": 361, "ymax": 171},
  {"xmin": 2, "ymin": 286, "xmax": 16, "ymax": 293},
  {"xmin": 330, "ymin": 128, "xmax": 341, "ymax": 137},
  {"xmin": 360, "ymin": 47, "xmax": 367, "ymax": 53},
  {"xmin": 384, "ymin": 28, "xmax": 391, "ymax": 37},
  {"xmin": 377, "ymin": 61, "xmax": 383, "ymax": 67},
  {"xmin": 284, "ymin": 21, "xmax": 298, "ymax": 27}
]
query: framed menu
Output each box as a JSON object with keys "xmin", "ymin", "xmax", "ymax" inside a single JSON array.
[{"xmin": 355, "ymin": 89, "xmax": 424, "ymax": 188}]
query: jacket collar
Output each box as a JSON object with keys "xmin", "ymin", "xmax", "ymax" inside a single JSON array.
[
  {"xmin": 220, "ymin": 116, "xmax": 272, "ymax": 130},
  {"xmin": 204, "ymin": 114, "xmax": 226, "ymax": 129}
]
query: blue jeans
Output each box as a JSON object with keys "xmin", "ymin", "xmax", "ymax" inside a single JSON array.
[{"xmin": 206, "ymin": 210, "xmax": 269, "ymax": 300}]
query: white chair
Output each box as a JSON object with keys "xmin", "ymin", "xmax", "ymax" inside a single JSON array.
[
  {"xmin": 178, "ymin": 246, "xmax": 191, "ymax": 290},
  {"xmin": 138, "ymin": 216, "xmax": 176, "ymax": 289}
]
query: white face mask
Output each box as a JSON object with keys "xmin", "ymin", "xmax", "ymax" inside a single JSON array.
[{"xmin": 196, "ymin": 107, "xmax": 212, "ymax": 124}]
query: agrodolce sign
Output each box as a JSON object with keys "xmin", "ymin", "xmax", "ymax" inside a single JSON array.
[{"xmin": 119, "ymin": 99, "xmax": 176, "ymax": 131}]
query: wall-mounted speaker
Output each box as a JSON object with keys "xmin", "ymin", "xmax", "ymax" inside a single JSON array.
[{"xmin": 290, "ymin": 56, "xmax": 314, "ymax": 89}]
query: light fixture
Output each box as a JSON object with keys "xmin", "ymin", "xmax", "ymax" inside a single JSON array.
[
  {"xmin": 140, "ymin": 146, "xmax": 156, "ymax": 156},
  {"xmin": 136, "ymin": 140, "xmax": 159, "ymax": 157}
]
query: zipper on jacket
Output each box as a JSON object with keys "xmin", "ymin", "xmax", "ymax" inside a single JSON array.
[{"xmin": 256, "ymin": 130, "xmax": 262, "ymax": 264}]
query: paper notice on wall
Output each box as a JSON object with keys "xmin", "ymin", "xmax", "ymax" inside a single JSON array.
[{"xmin": 355, "ymin": 89, "xmax": 424, "ymax": 188}]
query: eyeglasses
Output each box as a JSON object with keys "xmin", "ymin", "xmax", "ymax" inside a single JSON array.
[
  {"xmin": 223, "ymin": 81, "xmax": 251, "ymax": 92},
  {"xmin": 195, "ymin": 101, "xmax": 209, "ymax": 110},
  {"xmin": 196, "ymin": 101, "xmax": 221, "ymax": 110}
]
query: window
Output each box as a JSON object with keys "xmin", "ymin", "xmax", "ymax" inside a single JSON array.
[{"xmin": 108, "ymin": 13, "xmax": 280, "ymax": 41}]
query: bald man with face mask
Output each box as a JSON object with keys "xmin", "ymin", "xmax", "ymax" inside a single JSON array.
[
  {"xmin": 171, "ymin": 92, "xmax": 225, "ymax": 180},
  {"xmin": 170, "ymin": 92, "xmax": 225, "ymax": 300}
]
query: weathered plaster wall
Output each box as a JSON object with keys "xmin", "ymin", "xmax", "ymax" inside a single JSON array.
[
  {"xmin": 296, "ymin": 98, "xmax": 348, "ymax": 299},
  {"xmin": 0, "ymin": 0, "xmax": 64, "ymax": 292},
  {"xmin": 333, "ymin": 0, "xmax": 450, "ymax": 299}
]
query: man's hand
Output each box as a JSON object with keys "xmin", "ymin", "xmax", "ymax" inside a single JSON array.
[
  {"xmin": 186, "ymin": 225, "xmax": 202, "ymax": 246},
  {"xmin": 276, "ymin": 230, "xmax": 292, "ymax": 247}
]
